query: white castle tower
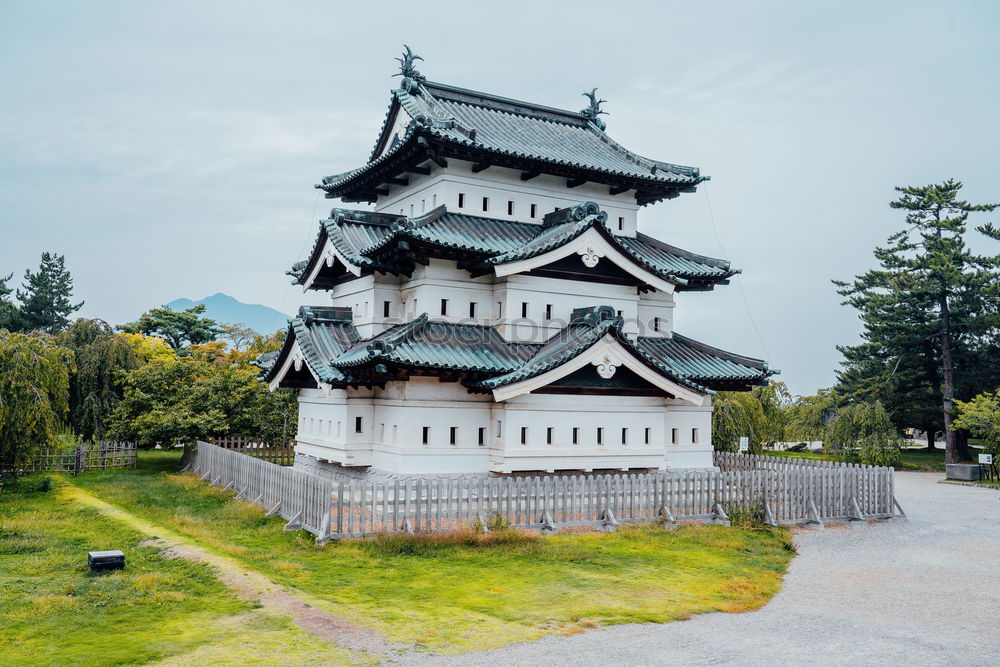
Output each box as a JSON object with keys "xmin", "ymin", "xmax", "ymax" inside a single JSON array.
[{"xmin": 263, "ymin": 48, "xmax": 773, "ymax": 477}]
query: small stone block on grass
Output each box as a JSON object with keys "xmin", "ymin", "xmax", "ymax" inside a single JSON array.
[
  {"xmin": 945, "ymin": 464, "xmax": 981, "ymax": 481},
  {"xmin": 88, "ymin": 550, "xmax": 125, "ymax": 571}
]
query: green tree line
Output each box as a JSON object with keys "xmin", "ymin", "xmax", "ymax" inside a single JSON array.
[{"xmin": 1, "ymin": 254, "xmax": 296, "ymax": 474}]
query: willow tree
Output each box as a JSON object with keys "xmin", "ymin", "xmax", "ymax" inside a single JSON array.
[
  {"xmin": 0, "ymin": 331, "xmax": 73, "ymax": 472},
  {"xmin": 835, "ymin": 180, "xmax": 1000, "ymax": 463},
  {"xmin": 711, "ymin": 382, "xmax": 789, "ymax": 453},
  {"xmin": 56, "ymin": 318, "xmax": 139, "ymax": 441}
]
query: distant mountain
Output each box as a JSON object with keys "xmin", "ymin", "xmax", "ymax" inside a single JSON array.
[{"xmin": 166, "ymin": 293, "xmax": 289, "ymax": 335}]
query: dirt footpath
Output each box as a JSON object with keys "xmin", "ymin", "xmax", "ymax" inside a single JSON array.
[
  {"xmin": 65, "ymin": 486, "xmax": 396, "ymax": 657},
  {"xmin": 399, "ymin": 472, "xmax": 1000, "ymax": 666}
]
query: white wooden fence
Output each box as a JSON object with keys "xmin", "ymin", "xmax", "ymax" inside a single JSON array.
[
  {"xmin": 187, "ymin": 442, "xmax": 333, "ymax": 537},
  {"xmin": 186, "ymin": 442, "xmax": 904, "ymax": 543}
]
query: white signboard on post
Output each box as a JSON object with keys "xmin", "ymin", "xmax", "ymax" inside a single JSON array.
[
  {"xmin": 979, "ymin": 453, "xmax": 993, "ymax": 465},
  {"xmin": 739, "ymin": 437, "xmax": 749, "ymax": 453}
]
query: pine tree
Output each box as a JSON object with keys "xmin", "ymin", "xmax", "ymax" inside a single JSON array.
[
  {"xmin": 16, "ymin": 253, "xmax": 84, "ymax": 333},
  {"xmin": 835, "ymin": 180, "xmax": 999, "ymax": 464},
  {"xmin": 118, "ymin": 304, "xmax": 221, "ymax": 349},
  {"xmin": 0, "ymin": 273, "xmax": 19, "ymax": 331}
]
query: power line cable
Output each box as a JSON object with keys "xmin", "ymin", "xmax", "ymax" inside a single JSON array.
[
  {"xmin": 702, "ymin": 182, "xmax": 772, "ymax": 363},
  {"xmin": 269, "ymin": 189, "xmax": 322, "ymax": 333}
]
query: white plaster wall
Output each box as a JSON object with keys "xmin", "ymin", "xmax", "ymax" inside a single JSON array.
[
  {"xmin": 637, "ymin": 290, "xmax": 676, "ymax": 338},
  {"xmin": 493, "ymin": 274, "xmax": 641, "ymax": 342},
  {"xmin": 664, "ymin": 398, "xmax": 714, "ymax": 468},
  {"xmin": 295, "ymin": 380, "xmax": 714, "ymax": 473},
  {"xmin": 374, "ymin": 160, "xmax": 640, "ymax": 236},
  {"xmin": 400, "ymin": 260, "xmax": 495, "ymax": 323}
]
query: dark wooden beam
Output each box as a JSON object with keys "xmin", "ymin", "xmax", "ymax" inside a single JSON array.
[
  {"xmin": 372, "ymin": 187, "xmax": 389, "ymax": 196},
  {"xmin": 386, "ymin": 176, "xmax": 409, "ymax": 186},
  {"xmin": 520, "ymin": 169, "xmax": 542, "ymax": 181},
  {"xmin": 406, "ymin": 165, "xmax": 431, "ymax": 176},
  {"xmin": 427, "ymin": 152, "xmax": 447, "ymax": 168},
  {"xmin": 609, "ymin": 184, "xmax": 630, "ymax": 195},
  {"xmin": 471, "ymin": 161, "xmax": 491, "ymax": 173},
  {"xmin": 567, "ymin": 177, "xmax": 587, "ymax": 189},
  {"xmin": 417, "ymin": 136, "xmax": 448, "ymax": 168}
]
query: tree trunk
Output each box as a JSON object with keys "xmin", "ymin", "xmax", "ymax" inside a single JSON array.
[
  {"xmin": 939, "ymin": 291, "xmax": 958, "ymax": 464},
  {"xmin": 924, "ymin": 425, "xmax": 936, "ymax": 452},
  {"xmin": 954, "ymin": 429, "xmax": 972, "ymax": 462}
]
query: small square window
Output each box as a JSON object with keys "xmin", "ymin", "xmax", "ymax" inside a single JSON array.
[
  {"xmin": 440, "ymin": 298, "xmax": 448, "ymax": 316},
  {"xmin": 644, "ymin": 428, "xmax": 652, "ymax": 444},
  {"xmin": 621, "ymin": 428, "xmax": 628, "ymax": 445},
  {"xmin": 469, "ymin": 302, "xmax": 477, "ymax": 318},
  {"xmin": 597, "ymin": 427, "xmax": 604, "ymax": 445},
  {"xmin": 478, "ymin": 427, "xmax": 485, "ymax": 446},
  {"xmin": 383, "ymin": 301, "xmax": 391, "ymax": 318},
  {"xmin": 545, "ymin": 304, "xmax": 552, "ymax": 320},
  {"xmin": 618, "ymin": 216, "xmax": 624, "ymax": 231},
  {"xmin": 497, "ymin": 301, "xmax": 503, "ymax": 318},
  {"xmin": 497, "ymin": 420, "xmax": 502, "ymax": 437},
  {"xmin": 530, "ymin": 203, "xmax": 537, "ymax": 218},
  {"xmin": 450, "ymin": 426, "xmax": 458, "ymax": 445},
  {"xmin": 507, "ymin": 200, "xmax": 514, "ymax": 215},
  {"xmin": 355, "ymin": 416, "xmax": 363, "ymax": 433},
  {"xmin": 520, "ymin": 427, "xmax": 528, "ymax": 445},
  {"xmin": 546, "ymin": 427, "xmax": 554, "ymax": 445},
  {"xmin": 692, "ymin": 428, "xmax": 699, "ymax": 444},
  {"xmin": 521, "ymin": 302, "xmax": 528, "ymax": 318},
  {"xmin": 653, "ymin": 317, "xmax": 660, "ymax": 332},
  {"xmin": 617, "ymin": 310, "xmax": 623, "ymax": 318},
  {"xmin": 482, "ymin": 196, "xmax": 489, "ymax": 212},
  {"xmin": 671, "ymin": 428, "xmax": 679, "ymax": 444},
  {"xmin": 572, "ymin": 427, "xmax": 579, "ymax": 445},
  {"xmin": 458, "ymin": 193, "xmax": 466, "ymax": 208},
  {"xmin": 422, "ymin": 426, "xmax": 430, "ymax": 445}
]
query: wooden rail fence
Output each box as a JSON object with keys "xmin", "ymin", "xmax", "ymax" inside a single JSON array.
[
  {"xmin": 1, "ymin": 441, "xmax": 137, "ymax": 476},
  {"xmin": 208, "ymin": 436, "xmax": 295, "ymax": 466},
  {"xmin": 186, "ymin": 441, "xmax": 904, "ymax": 543}
]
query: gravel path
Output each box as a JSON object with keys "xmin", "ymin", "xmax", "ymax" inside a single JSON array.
[{"xmin": 399, "ymin": 472, "xmax": 1000, "ymax": 666}]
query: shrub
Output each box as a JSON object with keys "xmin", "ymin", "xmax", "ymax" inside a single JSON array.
[
  {"xmin": 722, "ymin": 501, "xmax": 766, "ymax": 529},
  {"xmin": 362, "ymin": 526, "xmax": 539, "ymax": 556}
]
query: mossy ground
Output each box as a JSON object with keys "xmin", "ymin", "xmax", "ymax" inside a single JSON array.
[{"xmin": 3, "ymin": 450, "xmax": 797, "ymax": 660}]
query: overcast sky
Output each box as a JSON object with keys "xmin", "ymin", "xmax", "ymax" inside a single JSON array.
[{"xmin": 2, "ymin": 0, "xmax": 997, "ymax": 395}]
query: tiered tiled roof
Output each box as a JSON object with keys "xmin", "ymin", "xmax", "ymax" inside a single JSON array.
[
  {"xmin": 262, "ymin": 306, "xmax": 773, "ymax": 394},
  {"xmin": 290, "ymin": 202, "xmax": 736, "ymax": 291},
  {"xmin": 318, "ymin": 78, "xmax": 706, "ymax": 206}
]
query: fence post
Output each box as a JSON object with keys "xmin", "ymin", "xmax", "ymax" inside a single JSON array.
[{"xmin": 73, "ymin": 445, "xmax": 85, "ymax": 476}]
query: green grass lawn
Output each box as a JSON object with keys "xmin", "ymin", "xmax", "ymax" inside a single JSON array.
[
  {"xmin": 763, "ymin": 447, "xmax": 948, "ymax": 471},
  {"xmin": 0, "ymin": 473, "xmax": 350, "ymax": 666},
  {"xmin": 60, "ymin": 450, "xmax": 796, "ymax": 654}
]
